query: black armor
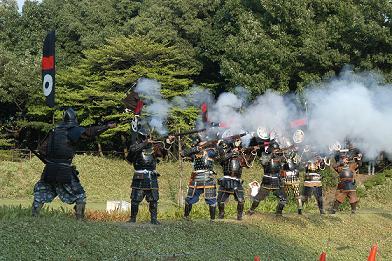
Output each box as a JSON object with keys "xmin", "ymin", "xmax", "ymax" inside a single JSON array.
[
  {"xmin": 217, "ymin": 142, "xmax": 246, "ymax": 220},
  {"xmin": 32, "ymin": 108, "xmax": 109, "ymax": 219},
  {"xmin": 248, "ymin": 136, "xmax": 287, "ymax": 215},
  {"xmin": 126, "ymin": 132, "xmax": 170, "ymax": 224}
]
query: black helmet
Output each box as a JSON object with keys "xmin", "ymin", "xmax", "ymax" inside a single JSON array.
[
  {"xmin": 191, "ymin": 135, "xmax": 202, "ymax": 146},
  {"xmin": 62, "ymin": 108, "xmax": 78, "ymax": 127},
  {"xmin": 136, "ymin": 125, "xmax": 149, "ymax": 141}
]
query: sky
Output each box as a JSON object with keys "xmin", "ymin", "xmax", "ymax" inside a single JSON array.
[{"xmin": 17, "ymin": 0, "xmax": 42, "ymax": 12}]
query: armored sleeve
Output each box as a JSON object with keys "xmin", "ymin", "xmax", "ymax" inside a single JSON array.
[
  {"xmin": 181, "ymin": 146, "xmax": 200, "ymax": 157},
  {"xmin": 129, "ymin": 142, "xmax": 149, "ymax": 154},
  {"xmin": 126, "ymin": 142, "xmax": 149, "ymax": 163},
  {"xmin": 207, "ymin": 148, "xmax": 218, "ymax": 158},
  {"xmin": 218, "ymin": 150, "xmax": 234, "ymax": 162},
  {"xmin": 83, "ymin": 126, "xmax": 109, "ymax": 138}
]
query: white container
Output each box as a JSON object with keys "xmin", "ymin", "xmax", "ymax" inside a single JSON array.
[{"xmin": 106, "ymin": 200, "xmax": 131, "ymax": 212}]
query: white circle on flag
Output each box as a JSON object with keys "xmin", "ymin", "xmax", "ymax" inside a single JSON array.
[{"xmin": 43, "ymin": 74, "xmax": 53, "ymax": 97}]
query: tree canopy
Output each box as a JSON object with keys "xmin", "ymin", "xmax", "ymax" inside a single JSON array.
[{"xmin": 0, "ymin": 0, "xmax": 391, "ymax": 150}]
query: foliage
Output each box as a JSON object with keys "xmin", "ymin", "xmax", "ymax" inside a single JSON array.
[{"xmin": 1, "ymin": 0, "xmax": 392, "ymax": 148}]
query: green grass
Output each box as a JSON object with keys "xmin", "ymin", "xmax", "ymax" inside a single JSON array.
[
  {"xmin": 0, "ymin": 205, "xmax": 391, "ymax": 260},
  {"xmin": 1, "ymin": 155, "xmax": 392, "ymax": 260}
]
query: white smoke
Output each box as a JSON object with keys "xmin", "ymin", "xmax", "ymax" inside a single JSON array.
[
  {"xmin": 135, "ymin": 78, "xmax": 170, "ymax": 135},
  {"xmin": 136, "ymin": 68, "xmax": 392, "ymax": 159},
  {"xmin": 305, "ymin": 69, "xmax": 392, "ymax": 158},
  {"xmin": 172, "ymin": 69, "xmax": 392, "ymax": 159}
]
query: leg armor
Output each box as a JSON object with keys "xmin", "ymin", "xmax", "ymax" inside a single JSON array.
[
  {"xmin": 247, "ymin": 187, "xmax": 269, "ymax": 215},
  {"xmin": 247, "ymin": 201, "xmax": 259, "ymax": 216},
  {"xmin": 33, "ymin": 181, "xmax": 57, "ymax": 205},
  {"xmin": 292, "ymin": 184, "xmax": 302, "ymax": 214},
  {"xmin": 149, "ymin": 201, "xmax": 160, "ymax": 225},
  {"xmin": 234, "ymin": 187, "xmax": 245, "ymax": 203},
  {"xmin": 217, "ymin": 190, "xmax": 230, "ymax": 204},
  {"xmin": 314, "ymin": 187, "xmax": 325, "ymax": 214},
  {"xmin": 276, "ymin": 202, "xmax": 285, "ymax": 216},
  {"xmin": 32, "ymin": 201, "xmax": 43, "ymax": 217},
  {"xmin": 57, "ymin": 177, "xmax": 86, "ymax": 205},
  {"xmin": 204, "ymin": 187, "xmax": 217, "ymax": 201},
  {"xmin": 209, "ymin": 205, "xmax": 216, "ymax": 221},
  {"xmin": 350, "ymin": 202, "xmax": 357, "ymax": 214},
  {"xmin": 237, "ymin": 202, "xmax": 244, "ymax": 220},
  {"xmin": 274, "ymin": 188, "xmax": 287, "ymax": 216},
  {"xmin": 330, "ymin": 200, "xmax": 341, "ymax": 214},
  {"xmin": 218, "ymin": 202, "xmax": 225, "ymax": 219},
  {"xmin": 253, "ymin": 187, "xmax": 270, "ymax": 203},
  {"xmin": 128, "ymin": 202, "xmax": 139, "ymax": 223},
  {"xmin": 184, "ymin": 202, "xmax": 192, "ymax": 220},
  {"xmin": 145, "ymin": 189, "xmax": 159, "ymax": 203},
  {"xmin": 302, "ymin": 186, "xmax": 312, "ymax": 204},
  {"xmin": 130, "ymin": 188, "xmax": 145, "ymax": 223},
  {"xmin": 74, "ymin": 202, "xmax": 86, "ymax": 220},
  {"xmin": 131, "ymin": 188, "xmax": 145, "ymax": 203},
  {"xmin": 185, "ymin": 187, "xmax": 202, "ymax": 205}
]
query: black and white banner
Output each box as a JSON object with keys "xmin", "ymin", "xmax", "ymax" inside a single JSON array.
[{"xmin": 42, "ymin": 31, "xmax": 55, "ymax": 108}]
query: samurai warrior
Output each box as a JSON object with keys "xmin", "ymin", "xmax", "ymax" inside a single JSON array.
[
  {"xmin": 247, "ymin": 130, "xmax": 287, "ymax": 216},
  {"xmin": 32, "ymin": 108, "xmax": 114, "ymax": 219},
  {"xmin": 302, "ymin": 152, "xmax": 326, "ymax": 214},
  {"xmin": 216, "ymin": 138, "xmax": 247, "ymax": 220},
  {"xmin": 280, "ymin": 147, "xmax": 303, "ymax": 214},
  {"xmin": 331, "ymin": 144, "xmax": 362, "ymax": 214},
  {"xmin": 182, "ymin": 135, "xmax": 218, "ymax": 221},
  {"xmin": 126, "ymin": 126, "xmax": 174, "ymax": 224}
]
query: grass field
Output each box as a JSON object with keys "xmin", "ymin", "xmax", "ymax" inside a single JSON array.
[{"xmin": 0, "ymin": 155, "xmax": 391, "ymax": 260}]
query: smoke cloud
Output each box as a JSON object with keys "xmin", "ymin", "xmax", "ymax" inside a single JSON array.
[
  {"xmin": 135, "ymin": 78, "xmax": 170, "ymax": 135},
  {"xmin": 179, "ymin": 69, "xmax": 392, "ymax": 159},
  {"xmin": 135, "ymin": 68, "xmax": 392, "ymax": 159}
]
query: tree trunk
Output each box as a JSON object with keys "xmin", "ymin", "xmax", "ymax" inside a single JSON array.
[{"xmin": 97, "ymin": 142, "xmax": 104, "ymax": 157}]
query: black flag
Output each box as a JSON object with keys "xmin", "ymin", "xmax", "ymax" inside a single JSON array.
[{"xmin": 42, "ymin": 31, "xmax": 55, "ymax": 108}]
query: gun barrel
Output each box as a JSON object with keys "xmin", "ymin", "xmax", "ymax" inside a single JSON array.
[
  {"xmin": 223, "ymin": 132, "xmax": 247, "ymax": 140},
  {"xmin": 168, "ymin": 128, "xmax": 206, "ymax": 137}
]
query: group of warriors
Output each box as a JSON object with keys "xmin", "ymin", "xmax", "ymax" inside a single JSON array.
[{"xmin": 30, "ymin": 108, "xmax": 363, "ymax": 224}]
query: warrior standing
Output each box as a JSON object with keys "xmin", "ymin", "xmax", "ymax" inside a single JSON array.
[
  {"xmin": 330, "ymin": 144, "xmax": 362, "ymax": 214},
  {"xmin": 182, "ymin": 135, "xmax": 218, "ymax": 221},
  {"xmin": 32, "ymin": 108, "xmax": 115, "ymax": 219},
  {"xmin": 126, "ymin": 126, "xmax": 174, "ymax": 224},
  {"xmin": 302, "ymin": 152, "xmax": 326, "ymax": 214},
  {"xmin": 247, "ymin": 130, "xmax": 287, "ymax": 216},
  {"xmin": 280, "ymin": 147, "xmax": 303, "ymax": 214},
  {"xmin": 216, "ymin": 138, "xmax": 249, "ymax": 220}
]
